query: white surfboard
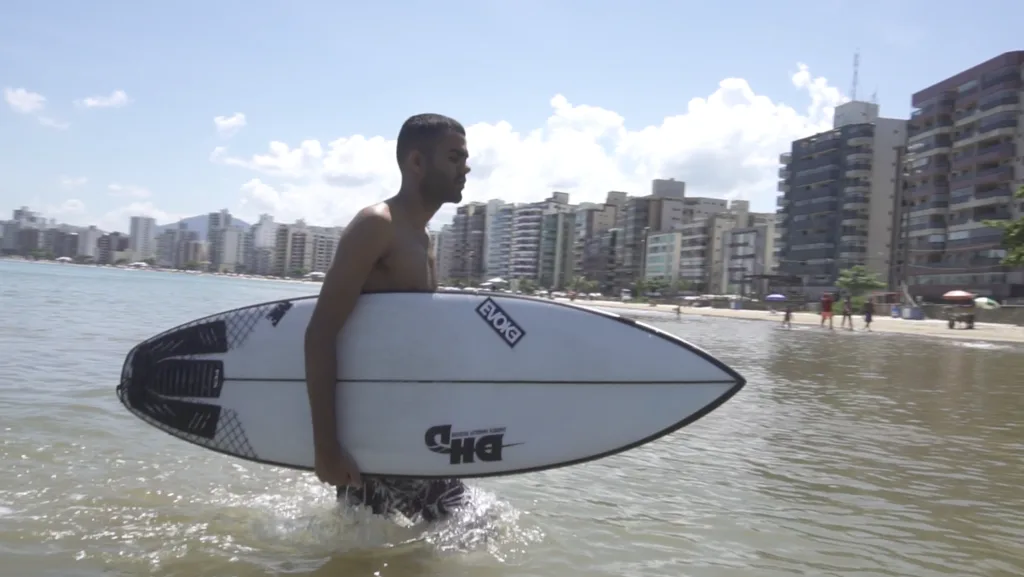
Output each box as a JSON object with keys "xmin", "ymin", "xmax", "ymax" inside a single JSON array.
[{"xmin": 117, "ymin": 292, "xmax": 745, "ymax": 478}]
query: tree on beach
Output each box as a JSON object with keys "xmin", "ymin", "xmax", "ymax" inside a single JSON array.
[
  {"xmin": 835, "ymin": 265, "xmax": 885, "ymax": 297},
  {"xmin": 984, "ymin": 185, "xmax": 1024, "ymax": 266}
]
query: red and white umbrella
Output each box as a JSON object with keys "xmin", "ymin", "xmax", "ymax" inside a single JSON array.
[{"xmin": 942, "ymin": 290, "xmax": 975, "ymax": 301}]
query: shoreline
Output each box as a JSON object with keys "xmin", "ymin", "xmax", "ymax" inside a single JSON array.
[
  {"xmin": 0, "ymin": 256, "xmax": 323, "ymax": 287},
  {"xmin": 7, "ymin": 257, "xmax": 1021, "ymax": 345},
  {"xmin": 578, "ymin": 299, "xmax": 1024, "ymax": 345}
]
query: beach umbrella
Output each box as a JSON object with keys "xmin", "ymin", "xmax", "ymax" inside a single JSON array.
[
  {"xmin": 942, "ymin": 289, "xmax": 974, "ymax": 301},
  {"xmin": 974, "ymin": 297, "xmax": 1000, "ymax": 310},
  {"xmin": 765, "ymin": 293, "xmax": 787, "ymax": 302}
]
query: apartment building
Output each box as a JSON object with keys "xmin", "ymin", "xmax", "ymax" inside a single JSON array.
[
  {"xmin": 573, "ymin": 191, "xmax": 626, "ymax": 280},
  {"xmin": 538, "ymin": 211, "xmax": 575, "ymax": 289},
  {"xmin": 617, "ymin": 182, "xmax": 687, "ymax": 286},
  {"xmin": 270, "ymin": 221, "xmax": 342, "ymax": 277},
  {"xmin": 155, "ymin": 222, "xmax": 200, "ymax": 268},
  {"xmin": 643, "ymin": 232, "xmax": 682, "ymax": 282},
  {"xmin": 721, "ymin": 214, "xmax": 776, "ymax": 295},
  {"xmin": 246, "ymin": 214, "xmax": 277, "ymax": 275},
  {"xmin": 484, "ymin": 201, "xmax": 514, "ymax": 279},
  {"xmin": 777, "ymin": 100, "xmax": 907, "ymax": 295},
  {"xmin": 450, "ymin": 202, "xmax": 487, "ymax": 283},
  {"xmin": 97, "ymin": 232, "xmax": 131, "ymax": 265},
  {"xmin": 509, "ymin": 192, "xmax": 572, "ymax": 281},
  {"xmin": 645, "ymin": 201, "xmax": 774, "ymax": 294},
  {"xmin": 436, "ymin": 224, "xmax": 455, "ymax": 283},
  {"xmin": 128, "ymin": 216, "xmax": 156, "ymax": 260},
  {"xmin": 901, "ymin": 51, "xmax": 1024, "ymax": 300}
]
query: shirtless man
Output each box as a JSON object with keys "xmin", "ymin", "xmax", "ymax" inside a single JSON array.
[{"xmin": 303, "ymin": 113, "xmax": 470, "ymax": 523}]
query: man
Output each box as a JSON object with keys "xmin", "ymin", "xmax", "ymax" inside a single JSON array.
[
  {"xmin": 820, "ymin": 292, "xmax": 834, "ymax": 330},
  {"xmin": 839, "ymin": 295, "xmax": 854, "ymax": 330},
  {"xmin": 303, "ymin": 113, "xmax": 471, "ymax": 523},
  {"xmin": 862, "ymin": 298, "xmax": 874, "ymax": 331}
]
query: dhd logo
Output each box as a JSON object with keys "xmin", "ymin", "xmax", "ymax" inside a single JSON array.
[{"xmin": 424, "ymin": 424, "xmax": 522, "ymax": 465}]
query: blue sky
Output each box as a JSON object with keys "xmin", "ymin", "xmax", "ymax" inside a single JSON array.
[{"xmin": 1, "ymin": 0, "xmax": 1020, "ymax": 231}]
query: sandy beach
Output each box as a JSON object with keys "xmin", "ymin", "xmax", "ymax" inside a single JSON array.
[
  {"xmin": 578, "ymin": 299, "xmax": 1024, "ymax": 345},
  {"xmin": 7, "ymin": 257, "xmax": 1021, "ymax": 344}
]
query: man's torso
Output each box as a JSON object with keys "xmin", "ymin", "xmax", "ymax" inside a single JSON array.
[{"xmin": 338, "ymin": 202, "xmax": 465, "ymax": 520}]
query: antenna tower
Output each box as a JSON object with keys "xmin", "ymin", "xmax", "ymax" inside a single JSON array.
[{"xmin": 851, "ymin": 50, "xmax": 860, "ymax": 101}]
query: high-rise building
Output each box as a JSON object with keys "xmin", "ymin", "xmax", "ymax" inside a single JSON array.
[
  {"xmin": 573, "ymin": 191, "xmax": 625, "ymax": 282},
  {"xmin": 777, "ymin": 100, "xmax": 908, "ymax": 295},
  {"xmin": 721, "ymin": 214, "xmax": 776, "ymax": 295},
  {"xmin": 484, "ymin": 201, "xmax": 515, "ymax": 280},
  {"xmin": 645, "ymin": 201, "xmax": 773, "ymax": 294},
  {"xmin": 538, "ymin": 211, "xmax": 575, "ymax": 289},
  {"xmin": 128, "ymin": 216, "xmax": 156, "ymax": 260},
  {"xmin": 901, "ymin": 51, "xmax": 1024, "ymax": 300},
  {"xmin": 509, "ymin": 192, "xmax": 573, "ymax": 282},
  {"xmin": 247, "ymin": 214, "xmax": 278, "ymax": 275},
  {"xmin": 616, "ymin": 182, "xmax": 687, "ymax": 287},
  {"xmin": 436, "ymin": 224, "xmax": 455, "ymax": 283},
  {"xmin": 450, "ymin": 202, "xmax": 487, "ymax": 283}
]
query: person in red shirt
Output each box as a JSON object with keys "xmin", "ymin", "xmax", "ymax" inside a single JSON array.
[{"xmin": 820, "ymin": 293, "xmax": 835, "ymax": 330}]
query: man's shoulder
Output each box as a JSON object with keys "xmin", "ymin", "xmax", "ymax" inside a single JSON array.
[
  {"xmin": 352, "ymin": 202, "xmax": 395, "ymax": 225},
  {"xmin": 346, "ymin": 203, "xmax": 396, "ymax": 235}
]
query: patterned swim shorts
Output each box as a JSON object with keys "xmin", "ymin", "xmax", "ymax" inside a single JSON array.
[{"xmin": 337, "ymin": 477, "xmax": 467, "ymax": 523}]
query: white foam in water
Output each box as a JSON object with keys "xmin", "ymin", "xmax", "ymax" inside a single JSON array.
[{"xmin": 237, "ymin": 484, "xmax": 544, "ymax": 563}]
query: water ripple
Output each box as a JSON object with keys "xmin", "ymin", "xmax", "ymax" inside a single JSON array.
[{"xmin": 1, "ymin": 260, "xmax": 1023, "ymax": 576}]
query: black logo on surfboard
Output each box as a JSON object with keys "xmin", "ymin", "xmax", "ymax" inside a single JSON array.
[
  {"xmin": 425, "ymin": 424, "xmax": 522, "ymax": 465},
  {"xmin": 266, "ymin": 301, "xmax": 293, "ymax": 327},
  {"xmin": 475, "ymin": 298, "xmax": 525, "ymax": 348}
]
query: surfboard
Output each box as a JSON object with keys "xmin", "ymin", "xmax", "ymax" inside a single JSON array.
[{"xmin": 117, "ymin": 291, "xmax": 745, "ymax": 478}]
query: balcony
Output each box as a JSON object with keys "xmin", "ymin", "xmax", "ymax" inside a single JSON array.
[
  {"xmin": 778, "ymin": 181, "xmax": 789, "ymax": 192},
  {"xmin": 979, "ymin": 92, "xmax": 1020, "ymax": 113},
  {"xmin": 976, "ymin": 115, "xmax": 1018, "ymax": 138},
  {"xmin": 779, "ymin": 152, "xmax": 791, "ymax": 164},
  {"xmin": 950, "ymin": 185, "xmax": 1015, "ymax": 208},
  {"xmin": 974, "ymin": 166, "xmax": 1015, "ymax": 187},
  {"xmin": 973, "ymin": 142, "xmax": 1017, "ymax": 166}
]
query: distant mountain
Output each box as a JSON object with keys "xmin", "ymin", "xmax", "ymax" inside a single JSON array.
[{"xmin": 156, "ymin": 215, "xmax": 250, "ymax": 241}]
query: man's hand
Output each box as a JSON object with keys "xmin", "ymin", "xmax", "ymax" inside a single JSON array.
[{"xmin": 314, "ymin": 445, "xmax": 362, "ymax": 488}]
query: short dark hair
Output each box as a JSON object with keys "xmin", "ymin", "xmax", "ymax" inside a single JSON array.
[{"xmin": 395, "ymin": 113, "xmax": 465, "ymax": 165}]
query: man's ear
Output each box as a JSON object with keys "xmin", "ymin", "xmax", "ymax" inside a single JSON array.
[{"xmin": 406, "ymin": 149, "xmax": 425, "ymax": 178}]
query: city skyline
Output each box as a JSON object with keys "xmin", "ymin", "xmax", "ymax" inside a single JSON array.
[{"xmin": 3, "ymin": 2, "xmax": 1020, "ymax": 232}]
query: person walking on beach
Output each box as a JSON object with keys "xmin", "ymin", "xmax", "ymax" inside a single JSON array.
[
  {"xmin": 863, "ymin": 299, "xmax": 874, "ymax": 331},
  {"xmin": 840, "ymin": 296, "xmax": 854, "ymax": 330},
  {"xmin": 781, "ymin": 303, "xmax": 793, "ymax": 329},
  {"xmin": 303, "ymin": 113, "xmax": 471, "ymax": 523},
  {"xmin": 819, "ymin": 293, "xmax": 834, "ymax": 330}
]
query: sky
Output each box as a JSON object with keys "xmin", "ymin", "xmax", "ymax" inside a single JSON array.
[{"xmin": 1, "ymin": 0, "xmax": 1021, "ymax": 232}]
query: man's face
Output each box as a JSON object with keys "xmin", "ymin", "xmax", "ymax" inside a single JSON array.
[{"xmin": 421, "ymin": 132, "xmax": 470, "ymax": 205}]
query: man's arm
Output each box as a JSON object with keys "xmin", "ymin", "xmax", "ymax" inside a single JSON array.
[
  {"xmin": 304, "ymin": 208, "xmax": 392, "ymax": 460},
  {"xmin": 427, "ymin": 228, "xmax": 438, "ymax": 290}
]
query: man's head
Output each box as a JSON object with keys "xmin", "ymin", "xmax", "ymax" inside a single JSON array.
[{"xmin": 396, "ymin": 113, "xmax": 469, "ymax": 205}]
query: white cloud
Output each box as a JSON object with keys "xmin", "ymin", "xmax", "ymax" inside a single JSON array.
[
  {"xmin": 3, "ymin": 87, "xmax": 46, "ymax": 114},
  {"xmin": 97, "ymin": 201, "xmax": 184, "ymax": 232},
  {"xmin": 214, "ymin": 63, "xmax": 847, "ymax": 229},
  {"xmin": 59, "ymin": 176, "xmax": 88, "ymax": 188},
  {"xmin": 75, "ymin": 90, "xmax": 130, "ymax": 109},
  {"xmin": 214, "ymin": 113, "xmax": 247, "ymax": 137},
  {"xmin": 4, "ymin": 87, "xmax": 70, "ymax": 129},
  {"xmin": 49, "ymin": 198, "xmax": 86, "ymax": 215},
  {"xmin": 108, "ymin": 183, "xmax": 152, "ymax": 199}
]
